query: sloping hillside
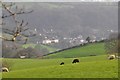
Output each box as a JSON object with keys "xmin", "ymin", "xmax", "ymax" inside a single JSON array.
[
  {"xmin": 45, "ymin": 42, "xmax": 106, "ymax": 58},
  {"xmin": 2, "ymin": 55, "xmax": 118, "ymax": 78},
  {"xmin": 22, "ymin": 43, "xmax": 57, "ymax": 53}
]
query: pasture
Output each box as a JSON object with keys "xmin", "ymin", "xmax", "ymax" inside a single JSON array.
[
  {"xmin": 22, "ymin": 43, "xmax": 57, "ymax": 52},
  {"xmin": 2, "ymin": 55, "xmax": 118, "ymax": 78},
  {"xmin": 45, "ymin": 43, "xmax": 106, "ymax": 58}
]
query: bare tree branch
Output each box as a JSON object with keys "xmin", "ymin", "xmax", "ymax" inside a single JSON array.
[
  {"xmin": 1, "ymin": 2, "xmax": 35, "ymax": 46},
  {"xmin": 2, "ymin": 2, "xmax": 33, "ymax": 19}
]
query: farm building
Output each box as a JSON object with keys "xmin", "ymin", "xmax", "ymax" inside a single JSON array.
[{"xmin": 42, "ymin": 39, "xmax": 59, "ymax": 44}]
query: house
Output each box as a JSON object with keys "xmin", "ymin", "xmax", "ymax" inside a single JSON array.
[
  {"xmin": 42, "ymin": 40, "xmax": 52, "ymax": 44},
  {"xmin": 51, "ymin": 39, "xmax": 59, "ymax": 43},
  {"xmin": 20, "ymin": 55, "xmax": 26, "ymax": 59},
  {"xmin": 42, "ymin": 39, "xmax": 59, "ymax": 44}
]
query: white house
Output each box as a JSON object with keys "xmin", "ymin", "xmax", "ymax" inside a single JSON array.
[
  {"xmin": 51, "ymin": 39, "xmax": 59, "ymax": 43},
  {"xmin": 42, "ymin": 39, "xmax": 59, "ymax": 44},
  {"xmin": 80, "ymin": 39, "xmax": 84, "ymax": 43},
  {"xmin": 43, "ymin": 40, "xmax": 51, "ymax": 44},
  {"xmin": 20, "ymin": 56, "xmax": 26, "ymax": 59}
]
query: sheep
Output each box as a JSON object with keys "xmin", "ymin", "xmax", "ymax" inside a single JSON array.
[
  {"xmin": 89, "ymin": 54, "xmax": 96, "ymax": 56},
  {"xmin": 60, "ymin": 62, "xmax": 64, "ymax": 65},
  {"xmin": 108, "ymin": 55, "xmax": 116, "ymax": 60},
  {"xmin": 72, "ymin": 59, "xmax": 79, "ymax": 63},
  {"xmin": 2, "ymin": 67, "xmax": 9, "ymax": 72}
]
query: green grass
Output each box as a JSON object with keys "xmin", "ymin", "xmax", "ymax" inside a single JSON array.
[
  {"xmin": 2, "ymin": 55, "xmax": 118, "ymax": 78},
  {"xmin": 22, "ymin": 43, "xmax": 57, "ymax": 52},
  {"xmin": 45, "ymin": 43, "xmax": 106, "ymax": 58},
  {"xmin": 22, "ymin": 43, "xmax": 36, "ymax": 48},
  {"xmin": 40, "ymin": 45, "xmax": 57, "ymax": 52}
]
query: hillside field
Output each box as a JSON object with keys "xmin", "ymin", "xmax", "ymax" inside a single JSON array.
[
  {"xmin": 45, "ymin": 43, "xmax": 106, "ymax": 58},
  {"xmin": 22, "ymin": 43, "xmax": 57, "ymax": 53},
  {"xmin": 2, "ymin": 55, "xmax": 118, "ymax": 78}
]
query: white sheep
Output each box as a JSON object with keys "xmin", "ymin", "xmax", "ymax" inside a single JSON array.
[
  {"xmin": 108, "ymin": 55, "xmax": 116, "ymax": 60},
  {"xmin": 2, "ymin": 67, "xmax": 9, "ymax": 72}
]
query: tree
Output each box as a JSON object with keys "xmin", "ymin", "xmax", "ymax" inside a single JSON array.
[
  {"xmin": 34, "ymin": 44, "xmax": 49, "ymax": 55},
  {"xmin": 16, "ymin": 47, "xmax": 42, "ymax": 58},
  {"xmin": 105, "ymin": 33, "xmax": 119, "ymax": 57},
  {"xmin": 2, "ymin": 41, "xmax": 22, "ymax": 58},
  {"xmin": 1, "ymin": 2, "xmax": 36, "ymax": 49},
  {"xmin": 86, "ymin": 36, "xmax": 91, "ymax": 43}
]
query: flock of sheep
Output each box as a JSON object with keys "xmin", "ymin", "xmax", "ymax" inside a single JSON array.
[
  {"xmin": 60, "ymin": 54, "xmax": 119, "ymax": 66},
  {"xmin": 60, "ymin": 59, "xmax": 80, "ymax": 65}
]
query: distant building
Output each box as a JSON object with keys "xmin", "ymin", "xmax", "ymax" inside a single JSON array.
[
  {"xmin": 42, "ymin": 39, "xmax": 59, "ymax": 44},
  {"xmin": 34, "ymin": 28, "xmax": 37, "ymax": 31},
  {"xmin": 51, "ymin": 39, "xmax": 59, "ymax": 43},
  {"xmin": 80, "ymin": 39, "xmax": 84, "ymax": 43},
  {"xmin": 43, "ymin": 40, "xmax": 52, "ymax": 44},
  {"xmin": 20, "ymin": 56, "xmax": 26, "ymax": 59},
  {"xmin": 90, "ymin": 40, "xmax": 96, "ymax": 43}
]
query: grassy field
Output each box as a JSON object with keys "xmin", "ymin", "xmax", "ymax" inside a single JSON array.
[
  {"xmin": 2, "ymin": 42, "xmax": 118, "ymax": 78},
  {"xmin": 45, "ymin": 43, "xmax": 106, "ymax": 58},
  {"xmin": 40, "ymin": 44, "xmax": 58, "ymax": 52},
  {"xmin": 2, "ymin": 55, "xmax": 118, "ymax": 78},
  {"xmin": 22, "ymin": 43, "xmax": 36, "ymax": 48},
  {"xmin": 22, "ymin": 43, "xmax": 57, "ymax": 52}
]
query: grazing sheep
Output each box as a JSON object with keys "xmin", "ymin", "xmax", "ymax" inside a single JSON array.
[
  {"xmin": 108, "ymin": 55, "xmax": 115, "ymax": 60},
  {"xmin": 2, "ymin": 67, "xmax": 9, "ymax": 72},
  {"xmin": 60, "ymin": 62, "xmax": 64, "ymax": 65},
  {"xmin": 89, "ymin": 54, "xmax": 96, "ymax": 56},
  {"xmin": 72, "ymin": 59, "xmax": 79, "ymax": 63}
]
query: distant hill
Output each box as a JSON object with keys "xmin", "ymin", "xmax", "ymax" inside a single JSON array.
[
  {"xmin": 4, "ymin": 2, "xmax": 118, "ymax": 45},
  {"xmin": 44, "ymin": 42, "xmax": 106, "ymax": 58}
]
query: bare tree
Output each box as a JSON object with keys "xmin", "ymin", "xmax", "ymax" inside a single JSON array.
[
  {"xmin": 105, "ymin": 32, "xmax": 119, "ymax": 58},
  {"xmin": 0, "ymin": 2, "xmax": 36, "ymax": 49},
  {"xmin": 86, "ymin": 36, "xmax": 91, "ymax": 43}
]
